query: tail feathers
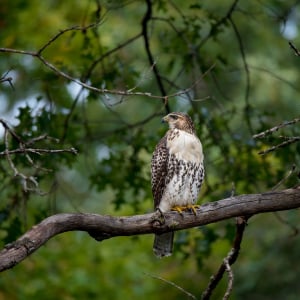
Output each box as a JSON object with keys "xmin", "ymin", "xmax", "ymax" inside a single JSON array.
[{"xmin": 153, "ymin": 232, "xmax": 174, "ymax": 258}]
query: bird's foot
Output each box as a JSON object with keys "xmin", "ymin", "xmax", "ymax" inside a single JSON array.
[
  {"xmin": 171, "ymin": 204, "xmax": 200, "ymax": 215},
  {"xmin": 186, "ymin": 204, "xmax": 200, "ymax": 215},
  {"xmin": 171, "ymin": 205, "xmax": 187, "ymax": 214}
]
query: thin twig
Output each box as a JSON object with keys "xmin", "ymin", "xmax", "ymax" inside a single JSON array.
[
  {"xmin": 25, "ymin": 134, "xmax": 59, "ymax": 145},
  {"xmin": 0, "ymin": 17, "xmax": 213, "ymax": 103},
  {"xmin": 273, "ymin": 212, "xmax": 299, "ymax": 236},
  {"xmin": 145, "ymin": 272, "xmax": 197, "ymax": 299},
  {"xmin": 253, "ymin": 118, "xmax": 300, "ymax": 139},
  {"xmin": 0, "ymin": 119, "xmax": 23, "ymax": 142},
  {"xmin": 168, "ymin": 63, "xmax": 216, "ymax": 99},
  {"xmin": 83, "ymin": 32, "xmax": 143, "ymax": 81},
  {"xmin": 258, "ymin": 137, "xmax": 300, "ymax": 155},
  {"xmin": 248, "ymin": 65, "xmax": 300, "ymax": 92},
  {"xmin": 3, "ymin": 127, "xmax": 38, "ymax": 192},
  {"xmin": 197, "ymin": 0, "xmax": 240, "ymax": 49},
  {"xmin": 271, "ymin": 164, "xmax": 296, "ymax": 191},
  {"xmin": 0, "ymin": 119, "xmax": 77, "ymax": 192},
  {"xmin": 0, "ymin": 147, "xmax": 78, "ymax": 156},
  {"xmin": 37, "ymin": 22, "xmax": 102, "ymax": 55},
  {"xmin": 0, "ymin": 70, "xmax": 14, "ymax": 89},
  {"xmin": 0, "ymin": 47, "xmax": 159, "ymax": 99},
  {"xmin": 231, "ymin": 182, "xmax": 236, "ymax": 197},
  {"xmin": 223, "ymin": 254, "xmax": 234, "ymax": 300},
  {"xmin": 3, "ymin": 128, "xmax": 18, "ymax": 177},
  {"xmin": 270, "ymin": 164, "xmax": 299, "ymax": 236},
  {"xmin": 289, "ymin": 41, "xmax": 300, "ymax": 56},
  {"xmin": 253, "ymin": 118, "xmax": 300, "ymax": 155},
  {"xmin": 229, "ymin": 16, "xmax": 253, "ymax": 134},
  {"xmin": 3, "ymin": 45, "xmax": 213, "ymax": 103}
]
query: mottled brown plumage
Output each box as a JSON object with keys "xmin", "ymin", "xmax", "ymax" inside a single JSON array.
[{"xmin": 151, "ymin": 112, "xmax": 205, "ymax": 257}]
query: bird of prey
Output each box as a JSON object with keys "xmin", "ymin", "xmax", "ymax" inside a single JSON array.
[{"xmin": 151, "ymin": 112, "xmax": 204, "ymax": 257}]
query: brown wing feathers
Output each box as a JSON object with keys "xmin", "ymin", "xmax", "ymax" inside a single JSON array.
[{"xmin": 151, "ymin": 134, "xmax": 169, "ymax": 209}]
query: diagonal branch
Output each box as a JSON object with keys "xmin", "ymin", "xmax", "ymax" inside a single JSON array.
[
  {"xmin": 223, "ymin": 254, "xmax": 234, "ymax": 300},
  {"xmin": 228, "ymin": 16, "xmax": 252, "ymax": 134},
  {"xmin": 258, "ymin": 137, "xmax": 300, "ymax": 155},
  {"xmin": 289, "ymin": 41, "xmax": 300, "ymax": 56},
  {"xmin": 0, "ymin": 46, "xmax": 177, "ymax": 101},
  {"xmin": 37, "ymin": 22, "xmax": 102, "ymax": 55},
  {"xmin": 197, "ymin": 0, "xmax": 240, "ymax": 49},
  {"xmin": 201, "ymin": 216, "xmax": 248, "ymax": 300},
  {"xmin": 146, "ymin": 272, "xmax": 197, "ymax": 299},
  {"xmin": 253, "ymin": 117, "xmax": 300, "ymax": 139},
  {"xmin": 0, "ymin": 187, "xmax": 299, "ymax": 272},
  {"xmin": 0, "ymin": 47, "xmax": 162, "ymax": 99},
  {"xmin": 253, "ymin": 118, "xmax": 300, "ymax": 155}
]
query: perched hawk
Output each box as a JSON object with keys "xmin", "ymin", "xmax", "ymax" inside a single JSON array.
[{"xmin": 151, "ymin": 112, "xmax": 204, "ymax": 258}]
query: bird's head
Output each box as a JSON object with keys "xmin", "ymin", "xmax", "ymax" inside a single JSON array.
[{"xmin": 162, "ymin": 112, "xmax": 195, "ymax": 134}]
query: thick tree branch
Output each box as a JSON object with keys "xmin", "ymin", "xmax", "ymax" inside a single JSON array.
[{"xmin": 0, "ymin": 187, "xmax": 300, "ymax": 272}]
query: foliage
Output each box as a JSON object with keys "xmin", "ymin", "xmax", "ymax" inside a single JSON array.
[{"xmin": 0, "ymin": 0, "xmax": 300, "ymax": 299}]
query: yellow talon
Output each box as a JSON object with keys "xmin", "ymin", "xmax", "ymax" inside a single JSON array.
[
  {"xmin": 171, "ymin": 205, "xmax": 187, "ymax": 214},
  {"xmin": 186, "ymin": 204, "xmax": 200, "ymax": 215},
  {"xmin": 171, "ymin": 204, "xmax": 200, "ymax": 215}
]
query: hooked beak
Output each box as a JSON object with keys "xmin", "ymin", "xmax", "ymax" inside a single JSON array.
[{"xmin": 161, "ymin": 115, "xmax": 169, "ymax": 123}]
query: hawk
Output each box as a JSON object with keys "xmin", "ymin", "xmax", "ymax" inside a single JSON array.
[{"xmin": 151, "ymin": 112, "xmax": 204, "ymax": 258}]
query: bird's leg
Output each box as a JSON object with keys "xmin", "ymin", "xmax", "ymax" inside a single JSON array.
[{"xmin": 151, "ymin": 208, "xmax": 166, "ymax": 226}]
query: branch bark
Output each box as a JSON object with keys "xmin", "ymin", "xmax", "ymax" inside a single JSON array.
[{"xmin": 1, "ymin": 187, "xmax": 300, "ymax": 272}]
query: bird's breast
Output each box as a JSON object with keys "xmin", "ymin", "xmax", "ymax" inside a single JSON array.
[{"xmin": 167, "ymin": 130, "xmax": 203, "ymax": 163}]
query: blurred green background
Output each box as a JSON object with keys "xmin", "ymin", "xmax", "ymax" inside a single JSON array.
[{"xmin": 0, "ymin": 0, "xmax": 300, "ymax": 299}]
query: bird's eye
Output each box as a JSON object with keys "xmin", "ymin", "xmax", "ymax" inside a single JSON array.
[{"xmin": 170, "ymin": 114, "xmax": 178, "ymax": 120}]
